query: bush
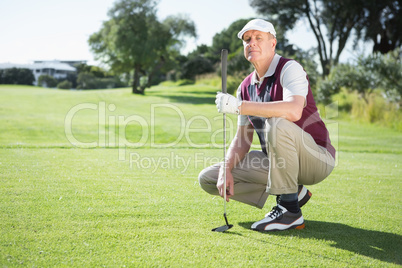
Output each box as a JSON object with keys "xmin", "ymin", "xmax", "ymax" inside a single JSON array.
[
  {"xmin": 317, "ymin": 63, "xmax": 375, "ymax": 104},
  {"xmin": 159, "ymin": 80, "xmax": 178, "ymax": 87},
  {"xmin": 330, "ymin": 87, "xmax": 357, "ymax": 112},
  {"xmin": 77, "ymin": 72, "xmax": 126, "ymax": 89},
  {"xmin": 317, "ymin": 49, "xmax": 402, "ymax": 131},
  {"xmin": 159, "ymin": 79, "xmax": 195, "ymax": 87},
  {"xmin": 0, "ymin": 68, "xmax": 35, "ymax": 85},
  {"xmin": 176, "ymin": 79, "xmax": 195, "ymax": 86},
  {"xmin": 360, "ymin": 49, "xmax": 402, "ymax": 104},
  {"xmin": 57, "ymin": 80, "xmax": 72, "ymax": 89},
  {"xmin": 332, "ymin": 89, "xmax": 402, "ymax": 131},
  {"xmin": 351, "ymin": 91, "xmax": 396, "ymax": 124},
  {"xmin": 76, "ymin": 72, "xmax": 97, "ymax": 89},
  {"xmin": 181, "ymin": 56, "xmax": 214, "ymax": 80},
  {"xmin": 98, "ymin": 77, "xmax": 126, "ymax": 89},
  {"xmin": 195, "ymin": 73, "xmax": 221, "ymax": 88},
  {"xmin": 38, "ymin": 75, "xmax": 58, "ymax": 88},
  {"xmin": 317, "ymin": 49, "xmax": 402, "ymax": 105},
  {"xmin": 195, "ymin": 74, "xmax": 243, "ymax": 95},
  {"xmin": 383, "ymin": 106, "xmax": 402, "ymax": 132}
]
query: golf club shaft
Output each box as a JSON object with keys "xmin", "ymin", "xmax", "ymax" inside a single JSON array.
[
  {"xmin": 221, "ymin": 49, "xmax": 228, "ymax": 215},
  {"xmin": 223, "ymin": 113, "xmax": 226, "ymax": 214}
]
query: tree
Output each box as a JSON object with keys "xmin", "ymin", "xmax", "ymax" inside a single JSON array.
[
  {"xmin": 250, "ymin": 0, "xmax": 367, "ymax": 77},
  {"xmin": 209, "ymin": 19, "xmax": 251, "ymax": 64},
  {"xmin": 88, "ymin": 0, "xmax": 196, "ymax": 94},
  {"xmin": 355, "ymin": 1, "xmax": 402, "ymax": 54}
]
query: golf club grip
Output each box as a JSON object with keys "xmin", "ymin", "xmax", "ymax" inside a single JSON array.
[{"xmin": 221, "ymin": 49, "xmax": 228, "ymax": 94}]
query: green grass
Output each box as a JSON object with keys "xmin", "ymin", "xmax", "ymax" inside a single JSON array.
[{"xmin": 0, "ymin": 85, "xmax": 401, "ymax": 267}]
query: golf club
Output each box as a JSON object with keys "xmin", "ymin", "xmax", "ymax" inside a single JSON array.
[{"xmin": 212, "ymin": 49, "xmax": 233, "ymax": 232}]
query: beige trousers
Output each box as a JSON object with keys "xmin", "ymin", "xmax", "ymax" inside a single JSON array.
[{"xmin": 198, "ymin": 117, "xmax": 335, "ymax": 209}]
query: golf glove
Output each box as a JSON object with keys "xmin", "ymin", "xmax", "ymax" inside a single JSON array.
[{"xmin": 215, "ymin": 92, "xmax": 242, "ymax": 115}]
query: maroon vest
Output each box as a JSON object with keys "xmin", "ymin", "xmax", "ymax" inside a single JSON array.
[{"xmin": 240, "ymin": 57, "xmax": 336, "ymax": 159}]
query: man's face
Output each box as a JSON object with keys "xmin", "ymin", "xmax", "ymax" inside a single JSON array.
[{"xmin": 242, "ymin": 30, "xmax": 276, "ymax": 64}]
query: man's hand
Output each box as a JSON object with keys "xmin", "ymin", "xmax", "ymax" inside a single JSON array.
[
  {"xmin": 216, "ymin": 166, "xmax": 234, "ymax": 202},
  {"xmin": 215, "ymin": 92, "xmax": 242, "ymax": 115}
]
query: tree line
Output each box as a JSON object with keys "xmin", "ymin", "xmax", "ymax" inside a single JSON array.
[
  {"xmin": 0, "ymin": 64, "xmax": 126, "ymax": 90},
  {"xmin": 88, "ymin": 0, "xmax": 401, "ymax": 96}
]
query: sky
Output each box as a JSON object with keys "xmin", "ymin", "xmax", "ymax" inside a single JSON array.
[{"xmin": 0, "ymin": 0, "xmax": 365, "ymax": 65}]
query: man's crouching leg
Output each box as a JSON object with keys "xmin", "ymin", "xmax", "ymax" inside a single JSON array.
[{"xmin": 198, "ymin": 151, "xmax": 270, "ymax": 209}]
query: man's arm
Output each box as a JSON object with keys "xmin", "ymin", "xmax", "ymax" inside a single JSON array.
[
  {"xmin": 217, "ymin": 61, "xmax": 308, "ymax": 122},
  {"xmin": 240, "ymin": 95, "xmax": 305, "ymax": 122},
  {"xmin": 217, "ymin": 124, "xmax": 254, "ymax": 201}
]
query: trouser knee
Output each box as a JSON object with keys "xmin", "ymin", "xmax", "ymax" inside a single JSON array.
[
  {"xmin": 198, "ymin": 168, "xmax": 208, "ymax": 188},
  {"xmin": 198, "ymin": 166, "xmax": 219, "ymax": 195}
]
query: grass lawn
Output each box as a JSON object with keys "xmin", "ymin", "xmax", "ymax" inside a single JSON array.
[{"xmin": 0, "ymin": 85, "xmax": 401, "ymax": 267}]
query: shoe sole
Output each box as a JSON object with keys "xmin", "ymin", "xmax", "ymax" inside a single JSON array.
[
  {"xmin": 254, "ymin": 215, "xmax": 305, "ymax": 232},
  {"xmin": 253, "ymin": 222, "xmax": 305, "ymax": 232}
]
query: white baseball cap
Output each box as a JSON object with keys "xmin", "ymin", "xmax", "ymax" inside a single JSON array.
[{"xmin": 237, "ymin": 19, "xmax": 276, "ymax": 39}]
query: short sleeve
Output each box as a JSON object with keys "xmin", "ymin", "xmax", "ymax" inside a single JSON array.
[{"xmin": 281, "ymin": 61, "xmax": 308, "ymax": 102}]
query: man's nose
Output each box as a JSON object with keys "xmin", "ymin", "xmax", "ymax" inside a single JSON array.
[{"xmin": 248, "ymin": 38, "xmax": 257, "ymax": 47}]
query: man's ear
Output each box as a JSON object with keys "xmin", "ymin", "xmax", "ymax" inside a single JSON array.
[{"xmin": 271, "ymin": 37, "xmax": 277, "ymax": 49}]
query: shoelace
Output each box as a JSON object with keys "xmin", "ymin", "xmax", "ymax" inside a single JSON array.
[{"xmin": 265, "ymin": 206, "xmax": 283, "ymax": 219}]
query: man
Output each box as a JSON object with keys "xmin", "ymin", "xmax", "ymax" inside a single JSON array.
[{"xmin": 198, "ymin": 19, "xmax": 336, "ymax": 231}]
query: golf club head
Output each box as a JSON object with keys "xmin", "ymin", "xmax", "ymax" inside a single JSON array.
[
  {"xmin": 211, "ymin": 224, "xmax": 233, "ymax": 232},
  {"xmin": 211, "ymin": 213, "xmax": 233, "ymax": 232}
]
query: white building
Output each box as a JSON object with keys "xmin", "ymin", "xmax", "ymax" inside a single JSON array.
[{"xmin": 0, "ymin": 60, "xmax": 83, "ymax": 85}]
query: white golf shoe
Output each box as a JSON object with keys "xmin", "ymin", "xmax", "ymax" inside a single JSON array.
[{"xmin": 251, "ymin": 204, "xmax": 305, "ymax": 232}]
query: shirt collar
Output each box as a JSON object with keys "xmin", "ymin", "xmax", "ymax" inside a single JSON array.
[{"xmin": 251, "ymin": 53, "xmax": 281, "ymax": 86}]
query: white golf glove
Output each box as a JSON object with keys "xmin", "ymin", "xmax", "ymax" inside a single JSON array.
[{"xmin": 215, "ymin": 92, "xmax": 242, "ymax": 115}]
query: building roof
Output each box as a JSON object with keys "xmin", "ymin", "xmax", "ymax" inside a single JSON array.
[
  {"xmin": 0, "ymin": 61, "xmax": 76, "ymax": 72},
  {"xmin": 0, "ymin": 63, "xmax": 32, "ymax": 70}
]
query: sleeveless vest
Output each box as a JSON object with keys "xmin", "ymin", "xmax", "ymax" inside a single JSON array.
[{"xmin": 240, "ymin": 57, "xmax": 336, "ymax": 158}]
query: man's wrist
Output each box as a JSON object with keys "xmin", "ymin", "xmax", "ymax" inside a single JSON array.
[
  {"xmin": 238, "ymin": 101, "xmax": 246, "ymax": 115},
  {"xmin": 225, "ymin": 163, "xmax": 234, "ymax": 171}
]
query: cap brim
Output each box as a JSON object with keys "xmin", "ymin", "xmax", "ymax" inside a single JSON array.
[{"xmin": 237, "ymin": 26, "xmax": 275, "ymax": 39}]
